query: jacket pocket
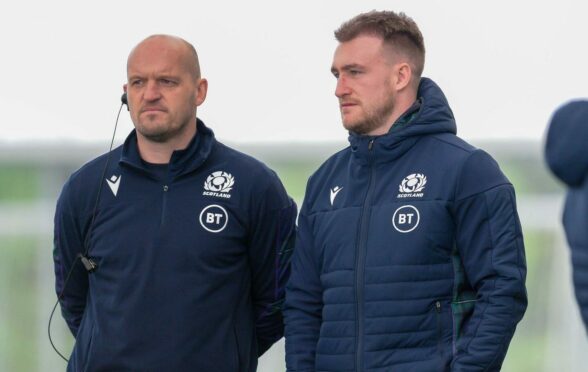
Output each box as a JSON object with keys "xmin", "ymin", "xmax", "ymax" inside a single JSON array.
[
  {"xmin": 451, "ymin": 298, "xmax": 477, "ymax": 339},
  {"xmin": 434, "ymin": 300, "xmax": 443, "ymax": 356},
  {"xmin": 434, "ymin": 300, "xmax": 453, "ymax": 372}
]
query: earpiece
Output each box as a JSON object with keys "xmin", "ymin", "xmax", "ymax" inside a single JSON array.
[{"xmin": 121, "ymin": 93, "xmax": 128, "ymax": 106}]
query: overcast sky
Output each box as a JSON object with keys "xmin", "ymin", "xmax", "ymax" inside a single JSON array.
[{"xmin": 1, "ymin": 0, "xmax": 587, "ymax": 145}]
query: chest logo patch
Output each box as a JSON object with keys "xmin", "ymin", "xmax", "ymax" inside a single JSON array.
[
  {"xmin": 330, "ymin": 186, "xmax": 343, "ymax": 206},
  {"xmin": 397, "ymin": 173, "xmax": 426, "ymax": 198},
  {"xmin": 203, "ymin": 171, "xmax": 234, "ymax": 199},
  {"xmin": 392, "ymin": 205, "xmax": 420, "ymax": 233},
  {"xmin": 106, "ymin": 174, "xmax": 121, "ymax": 197},
  {"xmin": 199, "ymin": 204, "xmax": 229, "ymax": 233}
]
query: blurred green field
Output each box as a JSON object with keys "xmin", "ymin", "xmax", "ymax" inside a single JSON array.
[
  {"xmin": 0, "ymin": 237, "xmax": 39, "ymax": 372},
  {"xmin": 0, "ymin": 165, "xmax": 39, "ymax": 201}
]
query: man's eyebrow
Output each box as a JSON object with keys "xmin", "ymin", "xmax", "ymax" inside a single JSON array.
[
  {"xmin": 331, "ymin": 63, "xmax": 364, "ymax": 73},
  {"xmin": 127, "ymin": 74, "xmax": 143, "ymax": 80}
]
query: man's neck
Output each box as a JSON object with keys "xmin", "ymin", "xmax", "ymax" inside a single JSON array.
[
  {"xmin": 136, "ymin": 124, "xmax": 197, "ymax": 164},
  {"xmin": 369, "ymin": 94, "xmax": 418, "ymax": 136}
]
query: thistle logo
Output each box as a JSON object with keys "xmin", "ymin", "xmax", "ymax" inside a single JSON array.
[
  {"xmin": 203, "ymin": 171, "xmax": 234, "ymax": 199},
  {"xmin": 397, "ymin": 173, "xmax": 427, "ymax": 198}
]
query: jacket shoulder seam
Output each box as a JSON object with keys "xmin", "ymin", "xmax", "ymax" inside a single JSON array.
[{"xmin": 429, "ymin": 135, "xmax": 476, "ymax": 153}]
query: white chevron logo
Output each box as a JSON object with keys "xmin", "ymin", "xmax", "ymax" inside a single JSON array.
[
  {"xmin": 106, "ymin": 175, "xmax": 121, "ymax": 197},
  {"xmin": 330, "ymin": 186, "xmax": 343, "ymax": 206}
]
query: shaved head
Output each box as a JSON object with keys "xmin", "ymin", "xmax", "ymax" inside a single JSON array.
[
  {"xmin": 127, "ymin": 34, "xmax": 201, "ymax": 80},
  {"xmin": 123, "ymin": 34, "xmax": 208, "ymax": 160}
]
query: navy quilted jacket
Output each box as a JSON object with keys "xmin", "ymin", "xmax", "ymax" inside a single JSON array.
[
  {"xmin": 284, "ymin": 78, "xmax": 527, "ymax": 372},
  {"xmin": 545, "ymin": 100, "xmax": 588, "ymax": 333}
]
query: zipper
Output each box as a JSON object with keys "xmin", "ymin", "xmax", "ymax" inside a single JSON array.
[
  {"xmin": 355, "ymin": 138, "xmax": 375, "ymax": 372},
  {"xmin": 161, "ymin": 184, "xmax": 169, "ymax": 226},
  {"xmin": 435, "ymin": 301, "xmax": 442, "ymax": 356},
  {"xmin": 453, "ymin": 299, "xmax": 476, "ymax": 304}
]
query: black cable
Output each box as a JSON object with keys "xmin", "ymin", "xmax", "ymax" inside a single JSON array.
[
  {"xmin": 48, "ymin": 100, "xmax": 125, "ymax": 362},
  {"xmin": 48, "ymin": 255, "xmax": 81, "ymax": 362},
  {"xmin": 81, "ymin": 99, "xmax": 124, "ymax": 263}
]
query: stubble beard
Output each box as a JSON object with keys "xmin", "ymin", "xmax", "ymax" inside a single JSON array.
[
  {"xmin": 140, "ymin": 129, "xmax": 173, "ymax": 143},
  {"xmin": 343, "ymin": 95, "xmax": 396, "ymax": 135},
  {"xmin": 136, "ymin": 116, "xmax": 191, "ymax": 144}
]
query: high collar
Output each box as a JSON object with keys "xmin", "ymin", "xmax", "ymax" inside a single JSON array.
[
  {"xmin": 120, "ymin": 118, "xmax": 216, "ymax": 178},
  {"xmin": 348, "ymin": 77, "xmax": 457, "ymax": 165}
]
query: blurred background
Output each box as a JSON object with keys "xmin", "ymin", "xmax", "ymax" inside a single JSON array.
[
  {"xmin": 2, "ymin": 140, "xmax": 588, "ymax": 371},
  {"xmin": 2, "ymin": 0, "xmax": 588, "ymax": 370}
]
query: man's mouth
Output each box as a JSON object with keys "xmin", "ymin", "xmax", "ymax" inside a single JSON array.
[
  {"xmin": 340, "ymin": 102, "xmax": 359, "ymax": 111},
  {"xmin": 340, "ymin": 100, "xmax": 359, "ymax": 108},
  {"xmin": 141, "ymin": 106, "xmax": 166, "ymax": 113}
]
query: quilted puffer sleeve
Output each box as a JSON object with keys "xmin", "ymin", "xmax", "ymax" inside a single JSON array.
[{"xmin": 451, "ymin": 150, "xmax": 527, "ymax": 371}]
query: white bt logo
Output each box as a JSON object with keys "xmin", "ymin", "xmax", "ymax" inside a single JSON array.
[
  {"xmin": 392, "ymin": 205, "xmax": 420, "ymax": 233},
  {"xmin": 199, "ymin": 204, "xmax": 229, "ymax": 233}
]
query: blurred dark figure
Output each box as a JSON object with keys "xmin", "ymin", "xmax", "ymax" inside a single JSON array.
[{"xmin": 545, "ymin": 100, "xmax": 588, "ymax": 332}]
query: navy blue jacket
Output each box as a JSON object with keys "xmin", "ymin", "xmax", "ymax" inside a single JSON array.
[
  {"xmin": 53, "ymin": 119, "xmax": 296, "ymax": 371},
  {"xmin": 545, "ymin": 100, "xmax": 588, "ymax": 332},
  {"xmin": 284, "ymin": 78, "xmax": 527, "ymax": 372}
]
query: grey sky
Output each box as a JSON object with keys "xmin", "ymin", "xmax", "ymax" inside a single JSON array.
[{"xmin": 1, "ymin": 0, "xmax": 587, "ymax": 144}]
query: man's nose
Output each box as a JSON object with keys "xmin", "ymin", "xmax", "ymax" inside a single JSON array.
[
  {"xmin": 144, "ymin": 81, "xmax": 162, "ymax": 101},
  {"xmin": 335, "ymin": 76, "xmax": 351, "ymax": 98}
]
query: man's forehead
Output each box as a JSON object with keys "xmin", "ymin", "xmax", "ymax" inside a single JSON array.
[
  {"xmin": 130, "ymin": 42, "xmax": 183, "ymax": 63},
  {"xmin": 127, "ymin": 55, "xmax": 185, "ymax": 75},
  {"xmin": 128, "ymin": 45, "xmax": 187, "ymax": 73},
  {"xmin": 127, "ymin": 36, "xmax": 199, "ymax": 79},
  {"xmin": 332, "ymin": 35, "xmax": 385, "ymax": 68}
]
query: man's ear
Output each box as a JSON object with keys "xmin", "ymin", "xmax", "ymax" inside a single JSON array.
[
  {"xmin": 393, "ymin": 62, "xmax": 412, "ymax": 92},
  {"xmin": 195, "ymin": 78, "xmax": 208, "ymax": 106}
]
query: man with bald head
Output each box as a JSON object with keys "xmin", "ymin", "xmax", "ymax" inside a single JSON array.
[{"xmin": 53, "ymin": 34, "xmax": 296, "ymax": 371}]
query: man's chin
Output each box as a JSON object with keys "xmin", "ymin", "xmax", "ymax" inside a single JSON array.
[
  {"xmin": 343, "ymin": 119, "xmax": 382, "ymax": 136},
  {"xmin": 136, "ymin": 125, "xmax": 171, "ymax": 143},
  {"xmin": 342, "ymin": 115, "xmax": 357, "ymax": 130},
  {"xmin": 140, "ymin": 133, "xmax": 170, "ymax": 143},
  {"xmin": 342, "ymin": 119, "xmax": 365, "ymax": 134}
]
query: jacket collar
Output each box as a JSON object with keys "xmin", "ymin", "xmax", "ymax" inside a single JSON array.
[
  {"xmin": 348, "ymin": 77, "xmax": 456, "ymax": 165},
  {"xmin": 120, "ymin": 118, "xmax": 216, "ymax": 178}
]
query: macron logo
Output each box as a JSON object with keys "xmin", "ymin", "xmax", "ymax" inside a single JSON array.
[
  {"xmin": 106, "ymin": 175, "xmax": 121, "ymax": 197},
  {"xmin": 330, "ymin": 186, "xmax": 343, "ymax": 206}
]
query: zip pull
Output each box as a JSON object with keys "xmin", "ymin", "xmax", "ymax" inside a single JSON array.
[
  {"xmin": 368, "ymin": 139, "xmax": 374, "ymax": 151},
  {"xmin": 435, "ymin": 301, "xmax": 441, "ymax": 313}
]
